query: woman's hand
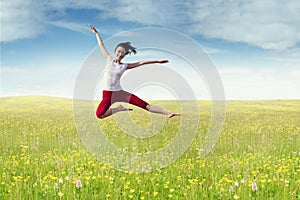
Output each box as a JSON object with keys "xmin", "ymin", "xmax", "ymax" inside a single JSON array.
[
  {"xmin": 89, "ymin": 25, "xmax": 98, "ymax": 34},
  {"xmin": 158, "ymin": 60, "xmax": 169, "ymax": 64},
  {"xmin": 89, "ymin": 25, "xmax": 110, "ymax": 58}
]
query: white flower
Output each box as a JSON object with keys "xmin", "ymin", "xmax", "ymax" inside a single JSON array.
[
  {"xmin": 65, "ymin": 175, "xmax": 71, "ymax": 181},
  {"xmin": 241, "ymin": 179, "xmax": 247, "ymax": 184},
  {"xmin": 234, "ymin": 180, "xmax": 239, "ymax": 187},
  {"xmin": 54, "ymin": 183, "xmax": 59, "ymax": 191},
  {"xmin": 229, "ymin": 186, "xmax": 234, "ymax": 193},
  {"xmin": 59, "ymin": 178, "xmax": 63, "ymax": 184},
  {"xmin": 252, "ymin": 182, "xmax": 258, "ymax": 191},
  {"xmin": 76, "ymin": 179, "xmax": 82, "ymax": 189}
]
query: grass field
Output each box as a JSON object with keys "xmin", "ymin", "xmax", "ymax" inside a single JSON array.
[{"xmin": 0, "ymin": 96, "xmax": 299, "ymax": 199}]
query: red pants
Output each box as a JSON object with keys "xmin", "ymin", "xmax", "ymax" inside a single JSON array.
[{"xmin": 96, "ymin": 90, "xmax": 149, "ymax": 118}]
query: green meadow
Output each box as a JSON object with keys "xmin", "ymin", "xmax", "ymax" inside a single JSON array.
[{"xmin": 0, "ymin": 96, "xmax": 299, "ymax": 199}]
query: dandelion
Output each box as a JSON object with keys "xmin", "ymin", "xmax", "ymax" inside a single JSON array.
[
  {"xmin": 252, "ymin": 182, "xmax": 258, "ymax": 191},
  {"xmin": 130, "ymin": 189, "xmax": 135, "ymax": 193},
  {"xmin": 285, "ymin": 180, "xmax": 289, "ymax": 187},
  {"xmin": 234, "ymin": 194, "xmax": 239, "ymax": 199},
  {"xmin": 76, "ymin": 179, "xmax": 82, "ymax": 189},
  {"xmin": 128, "ymin": 194, "xmax": 133, "ymax": 199},
  {"xmin": 58, "ymin": 191, "xmax": 63, "ymax": 197},
  {"xmin": 108, "ymin": 176, "xmax": 114, "ymax": 184},
  {"xmin": 168, "ymin": 194, "xmax": 173, "ymax": 198},
  {"xmin": 153, "ymin": 191, "xmax": 158, "ymax": 197}
]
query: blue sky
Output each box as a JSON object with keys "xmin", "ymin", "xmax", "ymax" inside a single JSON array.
[{"xmin": 1, "ymin": 0, "xmax": 300, "ymax": 100}]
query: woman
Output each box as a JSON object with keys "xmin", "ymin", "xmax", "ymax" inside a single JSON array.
[{"xmin": 89, "ymin": 25, "xmax": 180, "ymax": 119}]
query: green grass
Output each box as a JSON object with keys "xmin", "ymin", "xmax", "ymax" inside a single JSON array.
[{"xmin": 0, "ymin": 96, "xmax": 299, "ymax": 199}]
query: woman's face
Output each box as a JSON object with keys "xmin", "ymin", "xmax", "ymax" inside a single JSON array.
[{"xmin": 114, "ymin": 46, "xmax": 127, "ymax": 62}]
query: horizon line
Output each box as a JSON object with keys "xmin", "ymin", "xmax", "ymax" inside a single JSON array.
[{"xmin": 1, "ymin": 95, "xmax": 299, "ymax": 101}]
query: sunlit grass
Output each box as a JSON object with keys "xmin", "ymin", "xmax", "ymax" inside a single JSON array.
[{"xmin": 0, "ymin": 96, "xmax": 299, "ymax": 199}]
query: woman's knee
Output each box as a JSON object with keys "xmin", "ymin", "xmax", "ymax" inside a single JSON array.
[
  {"xmin": 96, "ymin": 111, "xmax": 103, "ymax": 118},
  {"xmin": 145, "ymin": 104, "xmax": 151, "ymax": 111}
]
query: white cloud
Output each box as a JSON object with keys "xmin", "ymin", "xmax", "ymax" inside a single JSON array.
[
  {"xmin": 219, "ymin": 67, "xmax": 300, "ymax": 99},
  {"xmin": 97, "ymin": 0, "xmax": 300, "ymax": 50},
  {"xmin": 290, "ymin": 70, "xmax": 300, "ymax": 79},
  {"xmin": 187, "ymin": 0, "xmax": 300, "ymax": 50},
  {"xmin": 1, "ymin": 65, "xmax": 79, "ymax": 98},
  {"xmin": 2, "ymin": 1, "xmax": 300, "ymax": 100},
  {"xmin": 98, "ymin": 1, "xmax": 190, "ymax": 26},
  {"xmin": 2, "ymin": 0, "xmax": 300, "ymax": 51},
  {"xmin": 1, "ymin": 0, "xmax": 46, "ymax": 42},
  {"xmin": 46, "ymin": 20, "xmax": 89, "ymax": 34},
  {"xmin": 0, "ymin": 0, "xmax": 106, "ymax": 42}
]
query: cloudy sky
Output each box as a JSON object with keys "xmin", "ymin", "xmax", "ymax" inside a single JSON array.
[{"xmin": 1, "ymin": 0, "xmax": 300, "ymax": 100}]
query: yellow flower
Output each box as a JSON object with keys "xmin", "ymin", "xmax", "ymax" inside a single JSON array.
[
  {"xmin": 58, "ymin": 191, "xmax": 63, "ymax": 197},
  {"xmin": 234, "ymin": 194, "xmax": 239, "ymax": 199},
  {"xmin": 130, "ymin": 189, "xmax": 135, "ymax": 193},
  {"xmin": 128, "ymin": 194, "xmax": 133, "ymax": 199},
  {"xmin": 168, "ymin": 194, "xmax": 173, "ymax": 198},
  {"xmin": 153, "ymin": 191, "xmax": 158, "ymax": 197},
  {"xmin": 169, "ymin": 188, "xmax": 175, "ymax": 193}
]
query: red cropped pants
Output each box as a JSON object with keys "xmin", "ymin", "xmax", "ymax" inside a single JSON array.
[{"xmin": 96, "ymin": 90, "xmax": 149, "ymax": 118}]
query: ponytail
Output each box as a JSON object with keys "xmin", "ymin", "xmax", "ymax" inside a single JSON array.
[{"xmin": 115, "ymin": 42, "xmax": 137, "ymax": 55}]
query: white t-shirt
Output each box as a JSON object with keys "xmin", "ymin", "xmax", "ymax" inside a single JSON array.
[{"xmin": 102, "ymin": 56, "xmax": 128, "ymax": 91}]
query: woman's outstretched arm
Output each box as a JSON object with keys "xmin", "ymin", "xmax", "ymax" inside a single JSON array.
[
  {"xmin": 127, "ymin": 60, "xmax": 169, "ymax": 69},
  {"xmin": 89, "ymin": 25, "xmax": 110, "ymax": 59}
]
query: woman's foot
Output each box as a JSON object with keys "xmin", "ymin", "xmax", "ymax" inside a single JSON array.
[
  {"xmin": 117, "ymin": 105, "xmax": 133, "ymax": 112},
  {"xmin": 167, "ymin": 112, "xmax": 181, "ymax": 118}
]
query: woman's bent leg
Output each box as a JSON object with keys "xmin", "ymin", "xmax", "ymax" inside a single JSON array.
[{"xmin": 96, "ymin": 91, "xmax": 133, "ymax": 119}]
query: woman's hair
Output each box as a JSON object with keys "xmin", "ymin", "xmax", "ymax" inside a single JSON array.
[{"xmin": 114, "ymin": 42, "xmax": 137, "ymax": 55}]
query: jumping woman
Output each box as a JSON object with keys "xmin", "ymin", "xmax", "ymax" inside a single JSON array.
[{"xmin": 89, "ymin": 25, "xmax": 181, "ymax": 119}]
